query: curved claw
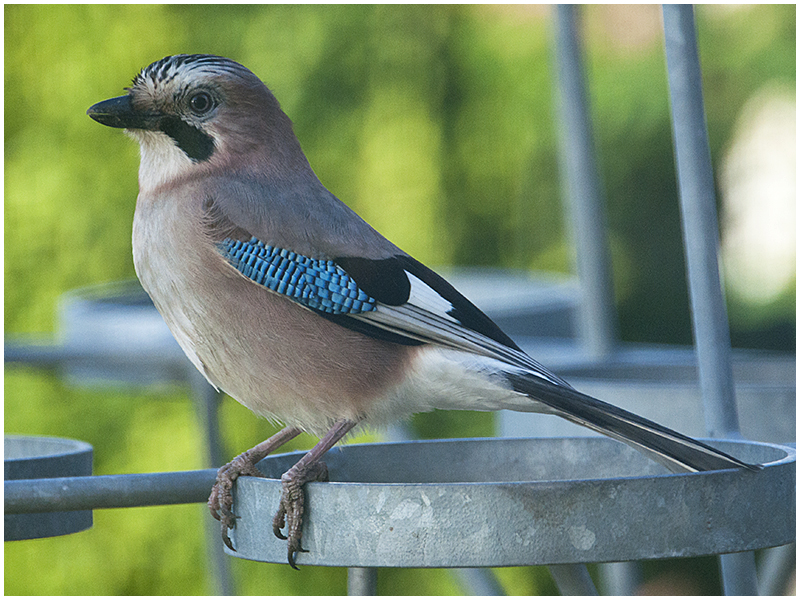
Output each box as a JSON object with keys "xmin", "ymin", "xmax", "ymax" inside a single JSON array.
[
  {"xmin": 271, "ymin": 460, "xmax": 329, "ymax": 569},
  {"xmin": 207, "ymin": 454, "xmax": 266, "ymax": 551},
  {"xmin": 272, "ymin": 505, "xmax": 287, "ymax": 540},
  {"xmin": 221, "ymin": 520, "xmax": 236, "ymax": 552},
  {"xmin": 288, "ymin": 539, "xmax": 309, "ymax": 570}
]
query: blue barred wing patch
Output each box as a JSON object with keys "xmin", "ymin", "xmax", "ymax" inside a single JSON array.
[{"xmin": 218, "ymin": 237, "xmax": 378, "ymax": 315}]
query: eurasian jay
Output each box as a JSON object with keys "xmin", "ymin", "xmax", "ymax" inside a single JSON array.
[{"xmin": 87, "ymin": 54, "xmax": 755, "ymax": 568}]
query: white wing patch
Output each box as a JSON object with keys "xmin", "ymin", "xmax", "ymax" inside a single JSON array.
[
  {"xmin": 351, "ymin": 267, "xmax": 571, "ymax": 388},
  {"xmin": 405, "ymin": 273, "xmax": 459, "ymax": 322}
]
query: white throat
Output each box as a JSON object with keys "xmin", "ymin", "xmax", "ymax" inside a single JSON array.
[{"xmin": 127, "ymin": 129, "xmax": 195, "ymax": 194}]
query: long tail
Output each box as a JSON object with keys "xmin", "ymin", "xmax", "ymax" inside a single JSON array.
[{"xmin": 504, "ymin": 371, "xmax": 760, "ymax": 473}]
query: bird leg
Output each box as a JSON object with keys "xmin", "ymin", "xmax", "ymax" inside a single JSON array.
[
  {"xmin": 272, "ymin": 418, "xmax": 358, "ymax": 569},
  {"xmin": 209, "ymin": 425, "xmax": 303, "ymax": 551}
]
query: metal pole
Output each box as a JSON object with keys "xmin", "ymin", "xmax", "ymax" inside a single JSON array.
[
  {"xmin": 453, "ymin": 568, "xmax": 506, "ymax": 596},
  {"xmin": 186, "ymin": 368, "xmax": 235, "ymax": 595},
  {"xmin": 548, "ymin": 564, "xmax": 598, "ymax": 596},
  {"xmin": 347, "ymin": 567, "xmax": 378, "ymax": 596},
  {"xmin": 758, "ymin": 543, "xmax": 796, "ymax": 596},
  {"xmin": 553, "ymin": 8, "xmax": 634, "ymax": 593},
  {"xmin": 717, "ymin": 552, "xmax": 759, "ymax": 596},
  {"xmin": 662, "ymin": 4, "xmax": 740, "ymax": 439},
  {"xmin": 662, "ymin": 5, "xmax": 757, "ymax": 595},
  {"xmin": 599, "ymin": 561, "xmax": 642, "ymax": 595},
  {"xmin": 5, "ymin": 470, "xmax": 217, "ymax": 513},
  {"xmin": 553, "ymin": 3, "xmax": 618, "ymax": 360},
  {"xmin": 187, "ymin": 366, "xmax": 227, "ymax": 472}
]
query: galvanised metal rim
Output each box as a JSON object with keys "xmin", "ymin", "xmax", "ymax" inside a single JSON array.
[
  {"xmin": 226, "ymin": 436, "xmax": 795, "ymax": 567},
  {"xmin": 4, "ymin": 434, "xmax": 94, "ymax": 464},
  {"xmin": 4, "ymin": 435, "xmax": 94, "ymax": 541}
]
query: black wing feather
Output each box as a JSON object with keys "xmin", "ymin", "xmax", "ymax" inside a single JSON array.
[
  {"xmin": 338, "ymin": 253, "xmax": 522, "ymax": 352},
  {"xmin": 395, "ymin": 255, "xmax": 522, "ymax": 351},
  {"xmin": 334, "ymin": 256, "xmax": 411, "ymax": 306},
  {"xmin": 505, "ymin": 372, "xmax": 760, "ymax": 472}
]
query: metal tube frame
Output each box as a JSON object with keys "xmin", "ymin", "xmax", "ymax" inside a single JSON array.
[{"xmin": 663, "ymin": 4, "xmax": 758, "ymax": 595}]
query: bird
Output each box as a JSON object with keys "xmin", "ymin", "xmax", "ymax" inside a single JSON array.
[{"xmin": 87, "ymin": 54, "xmax": 757, "ymax": 568}]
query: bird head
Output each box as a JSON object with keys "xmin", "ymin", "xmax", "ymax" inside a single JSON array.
[{"xmin": 88, "ymin": 54, "xmax": 309, "ymax": 190}]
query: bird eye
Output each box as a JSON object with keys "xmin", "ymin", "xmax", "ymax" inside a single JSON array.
[{"xmin": 189, "ymin": 92, "xmax": 214, "ymax": 115}]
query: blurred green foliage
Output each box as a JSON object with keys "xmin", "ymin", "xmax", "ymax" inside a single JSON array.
[{"xmin": 4, "ymin": 5, "xmax": 794, "ymax": 595}]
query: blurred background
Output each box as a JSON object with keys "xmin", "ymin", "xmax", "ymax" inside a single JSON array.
[{"xmin": 4, "ymin": 4, "xmax": 795, "ymax": 595}]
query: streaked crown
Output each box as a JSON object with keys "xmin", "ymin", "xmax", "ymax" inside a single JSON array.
[{"xmin": 132, "ymin": 54, "xmax": 253, "ymax": 90}]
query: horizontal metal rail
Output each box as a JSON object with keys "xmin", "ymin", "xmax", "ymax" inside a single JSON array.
[
  {"xmin": 5, "ymin": 470, "xmax": 217, "ymax": 514},
  {"xmin": 4, "ymin": 338, "xmax": 185, "ymax": 369}
]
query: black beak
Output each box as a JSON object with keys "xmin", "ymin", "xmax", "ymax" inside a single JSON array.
[{"xmin": 87, "ymin": 95, "xmax": 159, "ymax": 130}]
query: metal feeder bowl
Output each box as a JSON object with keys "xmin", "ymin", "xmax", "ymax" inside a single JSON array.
[
  {"xmin": 5, "ymin": 435, "xmax": 93, "ymax": 540},
  {"xmin": 225, "ymin": 437, "xmax": 794, "ymax": 568}
]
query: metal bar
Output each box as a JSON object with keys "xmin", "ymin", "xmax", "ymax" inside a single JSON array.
[
  {"xmin": 553, "ymin": 4, "xmax": 617, "ymax": 359},
  {"xmin": 187, "ymin": 366, "xmax": 227, "ymax": 470},
  {"xmin": 662, "ymin": 4, "xmax": 740, "ymax": 439},
  {"xmin": 203, "ymin": 514, "xmax": 236, "ymax": 596},
  {"xmin": 553, "ymin": 8, "xmax": 618, "ymax": 592},
  {"xmin": 4, "ymin": 470, "xmax": 217, "ymax": 514},
  {"xmin": 548, "ymin": 564, "xmax": 598, "ymax": 596},
  {"xmin": 347, "ymin": 567, "xmax": 378, "ymax": 596},
  {"xmin": 599, "ymin": 562, "xmax": 642, "ymax": 595},
  {"xmin": 185, "ymin": 368, "xmax": 235, "ymax": 595},
  {"xmin": 4, "ymin": 339, "xmax": 97, "ymax": 367},
  {"xmin": 453, "ymin": 568, "xmax": 505, "ymax": 596},
  {"xmin": 758, "ymin": 543, "xmax": 796, "ymax": 596},
  {"xmin": 662, "ymin": 5, "xmax": 757, "ymax": 595},
  {"xmin": 4, "ymin": 339, "xmax": 185, "ymax": 372},
  {"xmin": 719, "ymin": 551, "xmax": 759, "ymax": 596}
]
